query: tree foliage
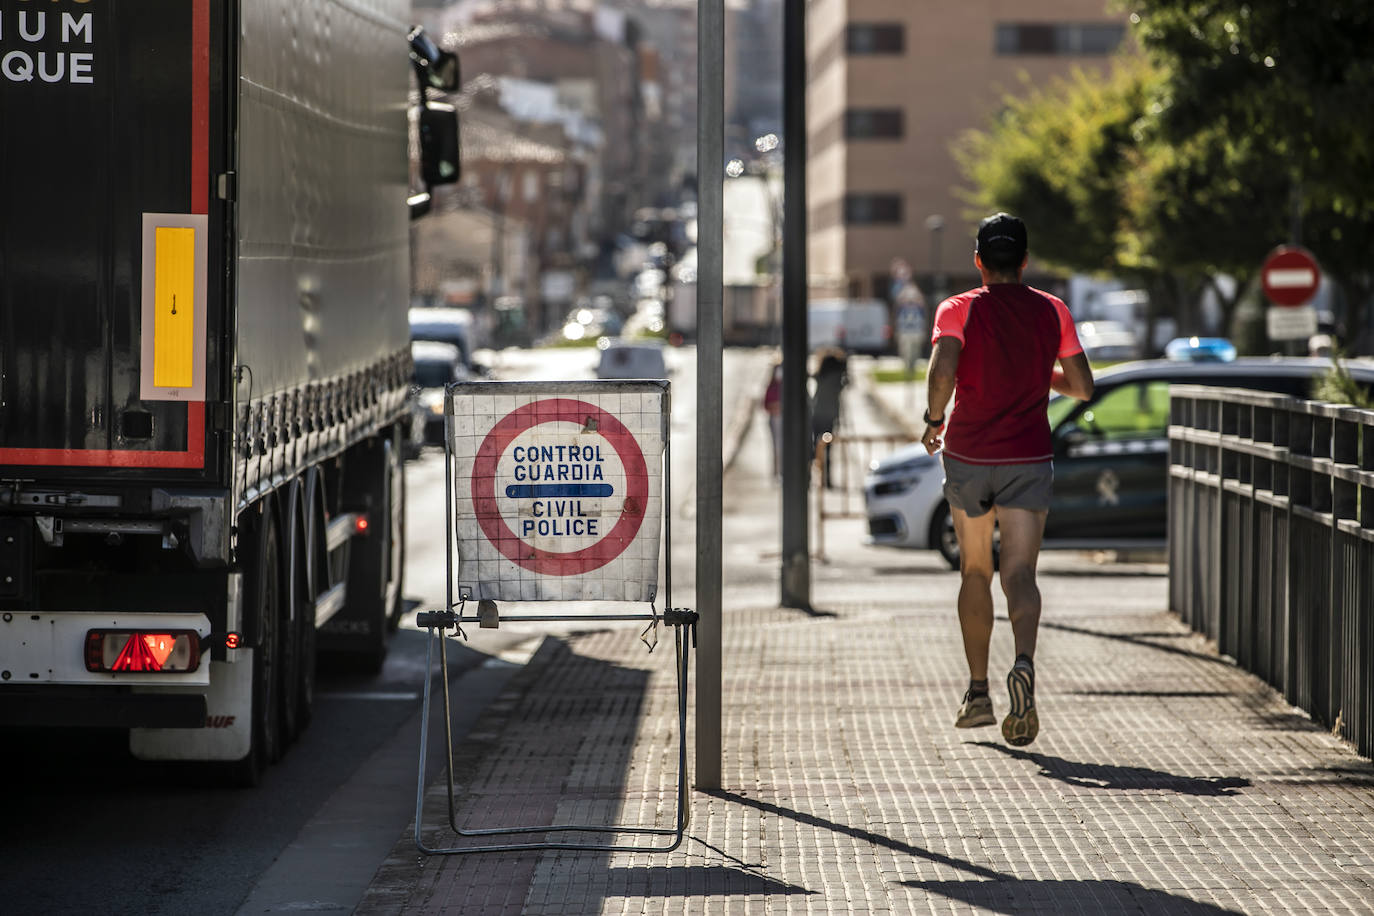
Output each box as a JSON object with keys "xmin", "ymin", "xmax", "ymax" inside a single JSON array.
[
  {"xmin": 956, "ymin": 1, "xmax": 1374, "ymax": 349},
  {"xmin": 1132, "ymin": 0, "xmax": 1374, "ymax": 342},
  {"xmin": 955, "ymin": 63, "xmax": 1152, "ymax": 279}
]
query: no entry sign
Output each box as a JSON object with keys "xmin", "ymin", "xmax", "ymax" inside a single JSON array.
[
  {"xmin": 447, "ymin": 380, "xmax": 667, "ymax": 602},
  {"xmin": 1262, "ymin": 246, "xmax": 1321, "ymax": 307}
]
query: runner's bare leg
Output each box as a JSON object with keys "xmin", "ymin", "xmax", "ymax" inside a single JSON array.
[
  {"xmin": 993, "ymin": 506, "xmax": 1047, "ymax": 659},
  {"xmin": 952, "ymin": 506, "xmax": 997, "ymax": 681}
]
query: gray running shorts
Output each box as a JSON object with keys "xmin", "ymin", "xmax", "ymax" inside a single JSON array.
[{"xmin": 942, "ymin": 454, "xmax": 1053, "ymax": 518}]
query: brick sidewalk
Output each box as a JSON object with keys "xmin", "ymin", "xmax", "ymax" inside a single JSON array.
[{"xmin": 360, "ymin": 374, "xmax": 1374, "ymax": 915}]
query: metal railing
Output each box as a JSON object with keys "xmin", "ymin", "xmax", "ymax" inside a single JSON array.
[
  {"xmin": 814, "ymin": 432, "xmax": 914, "ymax": 561},
  {"xmin": 1169, "ymin": 385, "xmax": 1374, "ymax": 758}
]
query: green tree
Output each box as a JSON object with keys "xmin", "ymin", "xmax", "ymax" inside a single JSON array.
[
  {"xmin": 1130, "ymin": 0, "xmax": 1374, "ymax": 347},
  {"xmin": 955, "ymin": 59, "xmax": 1199, "ymax": 346},
  {"xmin": 955, "ymin": 63, "xmax": 1151, "ymax": 278}
]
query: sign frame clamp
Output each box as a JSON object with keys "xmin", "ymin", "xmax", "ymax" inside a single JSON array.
[{"xmin": 413, "ymin": 378, "xmax": 696, "ymax": 856}]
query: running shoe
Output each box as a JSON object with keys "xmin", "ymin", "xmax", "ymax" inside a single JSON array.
[
  {"xmin": 954, "ymin": 690, "xmax": 995, "ymax": 728},
  {"xmin": 1002, "ymin": 663, "xmax": 1039, "ymax": 746}
]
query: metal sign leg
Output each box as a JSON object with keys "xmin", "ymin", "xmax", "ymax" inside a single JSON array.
[{"xmin": 413, "ymin": 609, "xmax": 696, "ymax": 855}]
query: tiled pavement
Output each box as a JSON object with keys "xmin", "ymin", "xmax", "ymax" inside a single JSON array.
[{"xmin": 359, "ymin": 371, "xmax": 1374, "ymax": 914}]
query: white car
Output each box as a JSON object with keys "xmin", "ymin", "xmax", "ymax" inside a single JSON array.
[
  {"xmin": 406, "ymin": 340, "xmax": 469, "ymax": 454},
  {"xmin": 595, "ymin": 339, "xmax": 668, "ymax": 379},
  {"xmin": 1075, "ymin": 319, "xmax": 1139, "ymax": 363}
]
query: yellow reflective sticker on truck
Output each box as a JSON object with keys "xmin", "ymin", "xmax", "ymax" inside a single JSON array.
[{"xmin": 153, "ymin": 226, "xmax": 196, "ymax": 388}]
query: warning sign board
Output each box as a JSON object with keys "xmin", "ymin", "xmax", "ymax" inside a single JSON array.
[{"xmin": 447, "ymin": 380, "xmax": 667, "ymax": 602}]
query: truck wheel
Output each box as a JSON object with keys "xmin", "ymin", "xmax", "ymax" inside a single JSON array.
[
  {"xmin": 339, "ymin": 435, "xmax": 398, "ymax": 673},
  {"xmin": 230, "ymin": 501, "xmax": 283, "ymax": 786},
  {"xmin": 278, "ymin": 480, "xmax": 306, "ymax": 746},
  {"xmin": 295, "ymin": 469, "xmax": 327, "ymax": 731},
  {"xmin": 386, "ymin": 445, "xmax": 406, "ymax": 633}
]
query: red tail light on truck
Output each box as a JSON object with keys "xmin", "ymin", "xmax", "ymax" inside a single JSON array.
[{"xmin": 85, "ymin": 630, "xmax": 202, "ymax": 674}]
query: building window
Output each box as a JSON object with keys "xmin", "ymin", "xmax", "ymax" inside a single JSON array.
[
  {"xmin": 995, "ymin": 23, "xmax": 1126, "ymax": 56},
  {"xmin": 844, "ymin": 108, "xmax": 904, "ymax": 140},
  {"xmin": 846, "ymin": 24, "xmax": 904, "ymax": 54},
  {"xmin": 844, "ymin": 193, "xmax": 903, "ymax": 225}
]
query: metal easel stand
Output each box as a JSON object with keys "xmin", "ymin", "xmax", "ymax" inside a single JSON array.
[
  {"xmin": 413, "ymin": 378, "xmax": 693, "ymax": 855},
  {"xmin": 412, "ymin": 605, "xmax": 697, "ymax": 855}
]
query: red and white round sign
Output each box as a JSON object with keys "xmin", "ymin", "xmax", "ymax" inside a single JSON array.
[
  {"xmin": 469, "ymin": 398, "xmax": 649, "ymax": 576},
  {"xmin": 1261, "ymin": 246, "xmax": 1321, "ymax": 307}
]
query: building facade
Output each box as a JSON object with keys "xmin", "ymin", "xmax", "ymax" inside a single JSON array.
[{"xmin": 806, "ymin": 0, "xmax": 1132, "ymax": 302}]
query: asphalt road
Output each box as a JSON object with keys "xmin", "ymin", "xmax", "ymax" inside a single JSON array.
[{"xmin": 0, "ymin": 343, "xmax": 770, "ymax": 916}]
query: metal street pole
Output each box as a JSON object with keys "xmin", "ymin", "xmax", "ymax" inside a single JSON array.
[
  {"xmin": 780, "ymin": 0, "xmax": 811, "ymax": 611},
  {"xmin": 695, "ymin": 0, "xmax": 724, "ymax": 791}
]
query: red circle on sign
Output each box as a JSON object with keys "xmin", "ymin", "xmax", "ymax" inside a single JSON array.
[
  {"xmin": 470, "ymin": 398, "xmax": 650, "ymax": 576},
  {"xmin": 1262, "ymin": 246, "xmax": 1321, "ymax": 307}
]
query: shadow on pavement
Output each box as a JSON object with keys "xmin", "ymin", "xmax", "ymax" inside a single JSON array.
[
  {"xmin": 602, "ymin": 865, "xmax": 814, "ymax": 896},
  {"xmin": 1041, "ymin": 619, "xmax": 1234, "ymax": 666},
  {"xmin": 904, "ymin": 878, "xmax": 1242, "ymax": 914},
  {"xmin": 708, "ymin": 789, "xmax": 1241, "ymax": 913},
  {"xmin": 705, "ymin": 789, "xmax": 1005, "ymax": 879},
  {"xmin": 971, "ymin": 741, "xmax": 1250, "ymax": 796},
  {"xmin": 1031, "ymin": 566, "xmax": 1169, "ymax": 578},
  {"xmin": 1066, "ymin": 689, "xmax": 1235, "ymax": 698}
]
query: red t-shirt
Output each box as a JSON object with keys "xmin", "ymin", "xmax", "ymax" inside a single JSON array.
[{"xmin": 930, "ymin": 284, "xmax": 1082, "ymax": 464}]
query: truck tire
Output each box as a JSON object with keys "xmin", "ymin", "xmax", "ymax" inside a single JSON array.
[
  {"xmin": 295, "ymin": 468, "xmax": 328, "ymax": 731},
  {"xmin": 333, "ymin": 434, "xmax": 401, "ymax": 673},
  {"xmin": 386, "ymin": 443, "xmax": 406, "ymax": 633},
  {"xmin": 278, "ymin": 478, "xmax": 307, "ymax": 746},
  {"xmin": 230, "ymin": 500, "xmax": 283, "ymax": 787}
]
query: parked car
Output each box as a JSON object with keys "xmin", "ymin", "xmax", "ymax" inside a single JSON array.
[
  {"xmin": 1075, "ymin": 320, "xmax": 1140, "ymax": 363},
  {"xmin": 405, "ymin": 340, "xmax": 469, "ymax": 454},
  {"xmin": 595, "ymin": 339, "xmax": 668, "ymax": 379},
  {"xmin": 409, "ymin": 307, "xmax": 474, "ymax": 369},
  {"xmin": 865, "ymin": 357, "xmax": 1374, "ymax": 568}
]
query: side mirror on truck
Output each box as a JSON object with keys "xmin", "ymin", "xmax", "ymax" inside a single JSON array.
[
  {"xmin": 419, "ymin": 102, "xmax": 460, "ymax": 186},
  {"xmin": 408, "ymin": 26, "xmax": 460, "ymax": 92}
]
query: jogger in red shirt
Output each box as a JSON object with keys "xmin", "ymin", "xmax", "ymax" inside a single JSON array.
[{"xmin": 921, "ymin": 213, "xmax": 1095, "ymax": 746}]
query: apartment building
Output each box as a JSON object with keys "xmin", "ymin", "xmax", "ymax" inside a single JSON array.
[{"xmin": 807, "ymin": 0, "xmax": 1132, "ymax": 302}]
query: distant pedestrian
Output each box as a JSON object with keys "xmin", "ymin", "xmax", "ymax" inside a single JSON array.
[
  {"xmin": 921, "ymin": 213, "xmax": 1094, "ymax": 746},
  {"xmin": 763, "ymin": 360, "xmax": 783, "ymax": 479},
  {"xmin": 810, "ymin": 347, "xmax": 848, "ymax": 488}
]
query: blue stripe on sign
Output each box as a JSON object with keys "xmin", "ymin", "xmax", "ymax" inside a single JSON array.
[{"xmin": 505, "ymin": 484, "xmax": 615, "ymax": 498}]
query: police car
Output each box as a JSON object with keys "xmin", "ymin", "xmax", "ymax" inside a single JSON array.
[{"xmin": 865, "ymin": 357, "xmax": 1374, "ymax": 568}]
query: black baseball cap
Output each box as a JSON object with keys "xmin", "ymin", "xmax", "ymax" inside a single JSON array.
[{"xmin": 975, "ymin": 212, "xmax": 1028, "ymax": 260}]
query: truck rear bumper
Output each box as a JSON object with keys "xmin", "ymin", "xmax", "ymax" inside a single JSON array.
[{"xmin": 0, "ymin": 687, "xmax": 206, "ymax": 728}]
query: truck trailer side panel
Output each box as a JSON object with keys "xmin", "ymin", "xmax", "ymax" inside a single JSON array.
[{"xmin": 234, "ymin": 0, "xmax": 412, "ymax": 508}]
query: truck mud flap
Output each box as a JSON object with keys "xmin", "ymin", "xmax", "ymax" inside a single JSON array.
[{"xmin": 130, "ymin": 657, "xmax": 252, "ymax": 761}]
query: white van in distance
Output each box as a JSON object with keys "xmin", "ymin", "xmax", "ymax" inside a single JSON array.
[{"xmin": 807, "ymin": 299, "xmax": 892, "ymax": 355}]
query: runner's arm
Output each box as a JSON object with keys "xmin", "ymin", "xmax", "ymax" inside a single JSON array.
[
  {"xmin": 1052, "ymin": 352, "xmax": 1094, "ymax": 400},
  {"xmin": 922, "ymin": 337, "xmax": 961, "ymax": 454}
]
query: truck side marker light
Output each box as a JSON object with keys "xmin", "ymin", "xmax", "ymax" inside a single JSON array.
[
  {"xmin": 152, "ymin": 226, "xmax": 197, "ymax": 388},
  {"xmin": 224, "ymin": 632, "xmax": 241, "ymax": 650},
  {"xmin": 84, "ymin": 630, "xmax": 201, "ymax": 674},
  {"xmin": 355, "ymin": 515, "xmax": 370, "ymax": 535}
]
